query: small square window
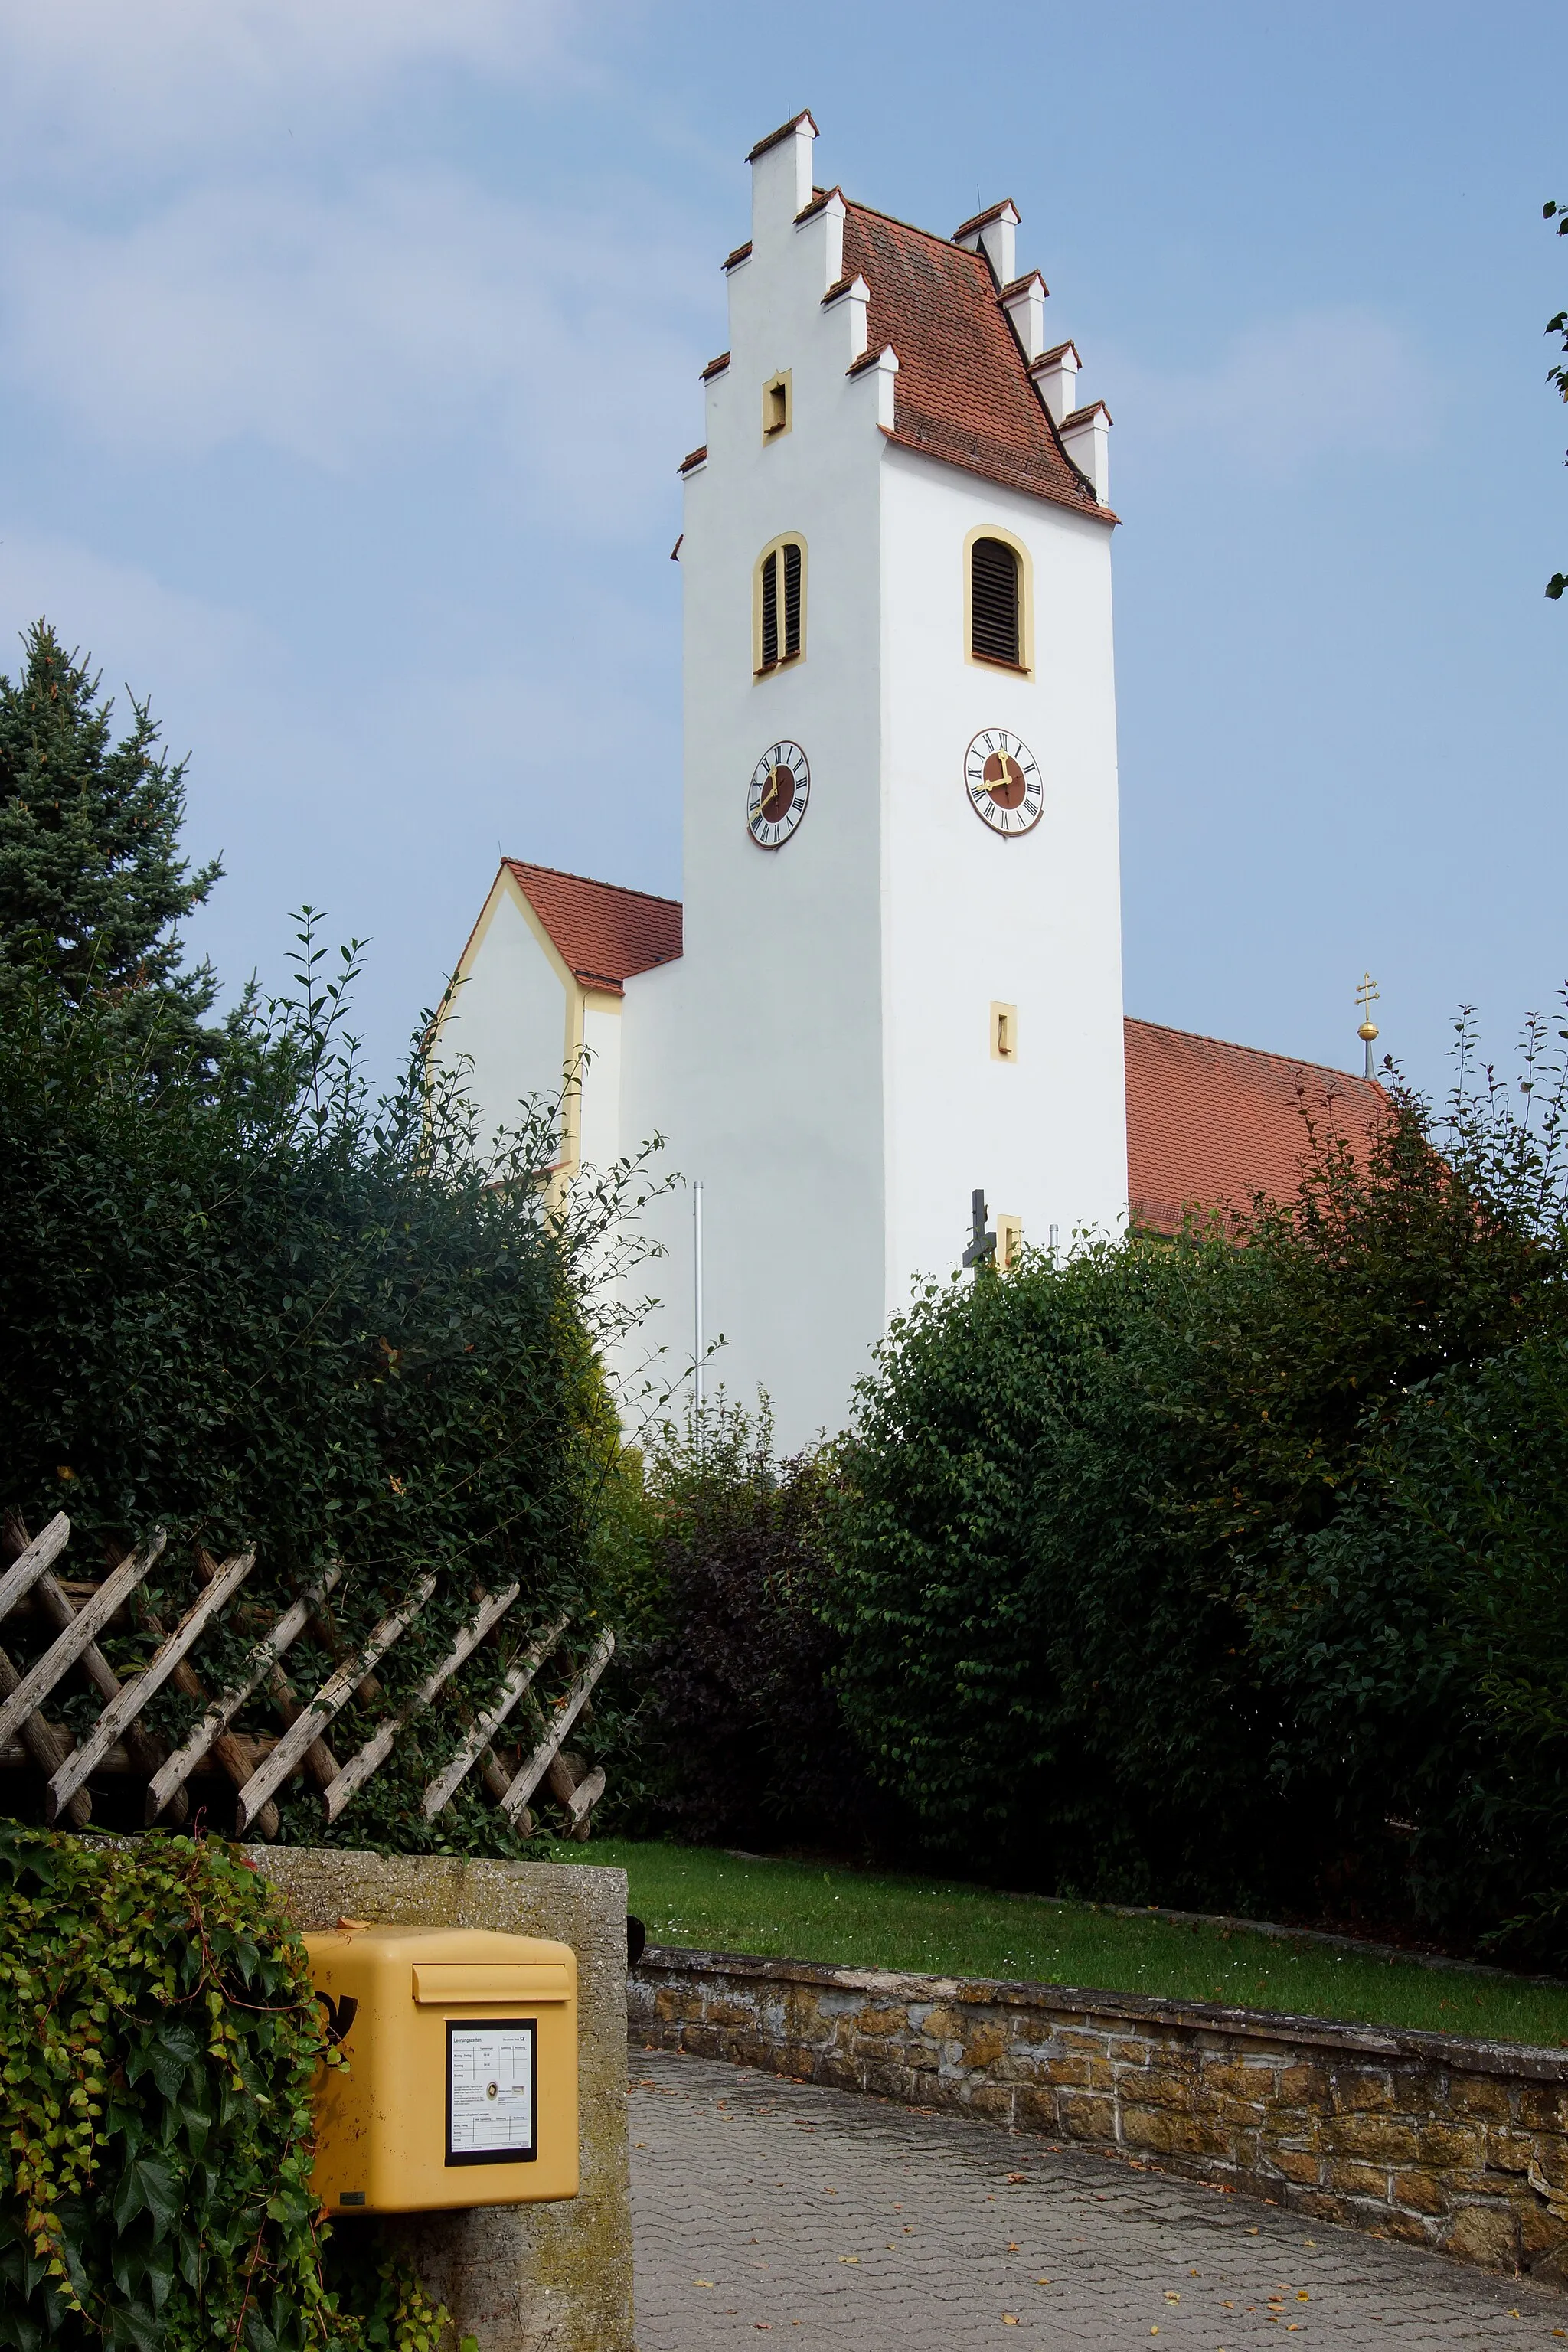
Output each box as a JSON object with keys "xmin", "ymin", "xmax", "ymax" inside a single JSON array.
[
  {"xmin": 997, "ymin": 1214, "xmax": 1023, "ymax": 1271},
  {"xmin": 990, "ymin": 1002, "xmax": 1018, "ymax": 1062},
  {"xmin": 762, "ymin": 371, "xmax": 792, "ymax": 440}
]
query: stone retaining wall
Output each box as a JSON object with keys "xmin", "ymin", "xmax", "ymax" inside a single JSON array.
[{"xmin": 629, "ymin": 1945, "xmax": 1568, "ymax": 2281}]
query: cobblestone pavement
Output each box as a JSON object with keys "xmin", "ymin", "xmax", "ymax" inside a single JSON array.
[{"xmin": 629, "ymin": 2048, "xmax": 1568, "ymax": 2350}]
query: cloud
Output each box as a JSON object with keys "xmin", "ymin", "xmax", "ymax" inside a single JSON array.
[
  {"xmin": 1109, "ymin": 309, "xmax": 1439, "ymax": 475},
  {"xmin": 0, "ymin": 168, "xmax": 711, "ymax": 529},
  {"xmin": 0, "ymin": 0, "xmax": 579, "ymax": 175}
]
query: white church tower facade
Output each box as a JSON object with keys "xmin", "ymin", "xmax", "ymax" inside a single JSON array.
[
  {"xmin": 436, "ymin": 112, "xmax": 1129, "ymax": 1450},
  {"xmin": 619, "ymin": 113, "xmax": 1127, "ymax": 1445}
]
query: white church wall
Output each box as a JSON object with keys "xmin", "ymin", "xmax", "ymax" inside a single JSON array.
[
  {"xmin": 578, "ymin": 996, "xmax": 622, "ymax": 1172},
  {"xmin": 880, "ymin": 446, "xmax": 1129, "ymax": 1310},
  {"xmin": 628, "ymin": 131, "xmax": 892, "ymax": 1451},
  {"xmin": 431, "ymin": 877, "xmax": 570, "ymax": 1166}
]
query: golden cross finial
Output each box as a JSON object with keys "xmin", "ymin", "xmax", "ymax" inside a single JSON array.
[{"xmin": 1356, "ymin": 973, "xmax": 1380, "ymax": 1077}]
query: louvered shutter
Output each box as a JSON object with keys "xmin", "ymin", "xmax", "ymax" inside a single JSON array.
[
  {"xmin": 782, "ymin": 542, "xmax": 802, "ymax": 659},
  {"xmin": 971, "ymin": 537, "xmax": 1020, "ymax": 665},
  {"xmin": 760, "ymin": 551, "xmax": 779, "ymax": 669}
]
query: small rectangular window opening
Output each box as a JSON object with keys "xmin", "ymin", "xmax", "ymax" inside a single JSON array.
[
  {"xmin": 763, "ymin": 374, "xmax": 791, "ymax": 439},
  {"xmin": 972, "ymin": 537, "xmax": 1021, "ymax": 666},
  {"xmin": 998, "ymin": 1214, "xmax": 1023, "ymax": 1271},
  {"xmin": 990, "ymin": 1001, "xmax": 1018, "ymax": 1062},
  {"xmin": 760, "ymin": 552, "xmax": 779, "ymax": 670}
]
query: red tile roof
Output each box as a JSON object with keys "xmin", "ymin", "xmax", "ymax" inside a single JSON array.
[
  {"xmin": 840, "ymin": 201, "xmax": 1112, "ymax": 520},
  {"xmin": 1125, "ymin": 1016, "xmax": 1387, "ymax": 1235},
  {"xmin": 503, "ymin": 861, "xmax": 683, "ymax": 998}
]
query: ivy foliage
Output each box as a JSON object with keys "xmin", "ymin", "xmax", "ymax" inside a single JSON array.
[
  {"xmin": 0, "ymin": 1825, "xmax": 466, "ymax": 2351},
  {"xmin": 826, "ymin": 1011, "xmax": 1568, "ymax": 1953}
]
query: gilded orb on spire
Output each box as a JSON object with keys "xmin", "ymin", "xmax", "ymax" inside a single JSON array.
[{"xmin": 1355, "ymin": 973, "xmax": 1380, "ymax": 1080}]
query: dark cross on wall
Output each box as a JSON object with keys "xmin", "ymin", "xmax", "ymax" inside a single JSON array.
[{"xmin": 962, "ymin": 1187, "xmax": 996, "ymax": 1270}]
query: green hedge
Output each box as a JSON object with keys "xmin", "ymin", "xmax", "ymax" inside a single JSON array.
[
  {"xmin": 0, "ymin": 932, "xmax": 632, "ymax": 1853},
  {"xmin": 0, "ymin": 1827, "xmax": 459, "ymax": 2350},
  {"xmin": 825, "ymin": 1052, "xmax": 1568, "ymax": 1957}
]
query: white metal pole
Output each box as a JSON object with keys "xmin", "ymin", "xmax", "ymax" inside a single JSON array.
[{"xmin": 692, "ymin": 1179, "xmax": 704, "ymax": 1449}]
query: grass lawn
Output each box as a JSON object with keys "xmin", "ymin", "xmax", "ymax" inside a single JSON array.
[{"xmin": 550, "ymin": 1837, "xmax": 1568, "ymax": 2050}]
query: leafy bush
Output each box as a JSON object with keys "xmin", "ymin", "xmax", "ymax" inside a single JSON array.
[
  {"xmin": 826, "ymin": 1018, "xmax": 1568, "ymax": 1950},
  {"xmin": 0, "ymin": 1824, "xmax": 457, "ymax": 2351},
  {"xmin": 0, "ymin": 923, "xmax": 646, "ymax": 1854}
]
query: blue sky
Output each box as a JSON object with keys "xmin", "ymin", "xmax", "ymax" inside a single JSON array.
[{"xmin": 0, "ymin": 0, "xmax": 1562, "ymax": 1100}]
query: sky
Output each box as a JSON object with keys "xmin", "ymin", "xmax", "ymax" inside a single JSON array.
[{"xmin": 0, "ymin": 0, "xmax": 1562, "ymax": 1102}]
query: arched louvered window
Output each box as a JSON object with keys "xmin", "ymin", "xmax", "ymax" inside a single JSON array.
[
  {"xmin": 755, "ymin": 536, "xmax": 806, "ymax": 675},
  {"xmin": 970, "ymin": 534, "xmax": 1021, "ymax": 666}
]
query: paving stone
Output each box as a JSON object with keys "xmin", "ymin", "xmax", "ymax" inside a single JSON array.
[{"xmin": 629, "ymin": 2047, "xmax": 1568, "ymax": 2349}]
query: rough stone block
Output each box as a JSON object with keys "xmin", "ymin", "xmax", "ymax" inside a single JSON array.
[
  {"xmin": 1321, "ymin": 2114, "xmax": 1422, "ymax": 2164},
  {"xmin": 1015, "ymin": 2087, "xmax": 1067, "ymax": 2132},
  {"xmin": 1378, "ymin": 2208, "xmax": 1438, "ymax": 2246},
  {"xmin": 655, "ymin": 1986, "xmax": 705, "ymax": 2024},
  {"xmin": 1122, "ymin": 2106, "xmax": 1230, "ymax": 2161},
  {"xmin": 1263, "ymin": 2147, "xmax": 1323, "ymax": 2187},
  {"xmin": 1391, "ymin": 2169, "xmax": 1449, "ymax": 2217},
  {"xmin": 1526, "ymin": 2132, "xmax": 1568, "ymax": 2190},
  {"xmin": 1057, "ymin": 2092, "xmax": 1117, "ymax": 2143},
  {"xmin": 1111, "ymin": 2037, "xmax": 1154, "ymax": 2066},
  {"xmin": 1417, "ymin": 2122, "xmax": 1488, "ymax": 2169},
  {"xmin": 1448, "ymin": 2076, "xmax": 1514, "ymax": 2123},
  {"xmin": 1276, "ymin": 2064, "xmax": 1332, "ymax": 2109},
  {"xmin": 1520, "ymin": 2084, "xmax": 1568, "ymax": 2134},
  {"xmin": 962, "ymin": 2020, "xmax": 1008, "ymax": 2069},
  {"xmin": 1442, "ymin": 2202, "xmax": 1520, "ymax": 2271},
  {"xmin": 855, "ymin": 2004, "xmax": 909, "ymax": 2038},
  {"xmin": 1323, "ymin": 2158, "xmax": 1392, "ymax": 2200},
  {"xmin": 1485, "ymin": 2126, "xmax": 1537, "ymax": 2175},
  {"xmin": 1519, "ymin": 2203, "xmax": 1568, "ymax": 2261},
  {"xmin": 1330, "ymin": 2066, "xmax": 1396, "ymax": 2113}
]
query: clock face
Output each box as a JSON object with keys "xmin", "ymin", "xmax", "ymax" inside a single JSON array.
[
  {"xmin": 747, "ymin": 740, "xmax": 811, "ymax": 849},
  {"xmin": 965, "ymin": 728, "xmax": 1044, "ymax": 837}
]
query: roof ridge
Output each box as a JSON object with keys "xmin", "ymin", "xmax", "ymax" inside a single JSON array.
[
  {"xmin": 505, "ymin": 857, "xmax": 682, "ymax": 914},
  {"xmin": 1125, "ymin": 1011, "xmax": 1376, "ymax": 1091}
]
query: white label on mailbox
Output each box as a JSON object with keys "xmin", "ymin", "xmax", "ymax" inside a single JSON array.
[{"xmin": 447, "ymin": 2020, "xmax": 536, "ymax": 2162}]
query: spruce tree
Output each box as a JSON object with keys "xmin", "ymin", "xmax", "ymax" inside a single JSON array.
[{"xmin": 0, "ymin": 619, "xmax": 221, "ymax": 1028}]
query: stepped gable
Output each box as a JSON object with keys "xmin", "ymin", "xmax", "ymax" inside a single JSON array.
[
  {"xmin": 1125, "ymin": 1015, "xmax": 1387, "ymax": 1235},
  {"xmin": 503, "ymin": 860, "xmax": 683, "ymax": 996},
  {"xmin": 839, "ymin": 199, "xmax": 1109, "ymax": 518}
]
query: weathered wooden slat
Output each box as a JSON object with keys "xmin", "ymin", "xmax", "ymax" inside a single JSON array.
[
  {"xmin": 322, "ymin": 1583, "xmax": 521, "ymax": 1825},
  {"xmin": 0, "ymin": 1515, "xmax": 72, "ymax": 1628},
  {"xmin": 0, "ymin": 1533, "xmax": 165, "ymax": 1754},
  {"xmin": 420, "ymin": 1616, "xmax": 567, "ymax": 1821},
  {"xmin": 235, "ymin": 1575, "xmax": 436, "ymax": 1832},
  {"xmin": 33, "ymin": 1563, "xmax": 188, "ymax": 1825},
  {"xmin": 498, "ymin": 1631, "xmax": 616, "ymax": 1824},
  {"xmin": 0, "ymin": 1650, "xmax": 92, "ymax": 1826},
  {"xmin": 145, "ymin": 1567, "xmax": 340, "ymax": 1824},
  {"xmin": 48, "ymin": 1549, "xmax": 255, "ymax": 1818},
  {"xmin": 564, "ymin": 1764, "xmax": 606, "ymax": 1834}
]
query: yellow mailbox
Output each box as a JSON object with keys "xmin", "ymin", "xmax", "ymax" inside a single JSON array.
[{"xmin": 304, "ymin": 1922, "xmax": 579, "ymax": 2213}]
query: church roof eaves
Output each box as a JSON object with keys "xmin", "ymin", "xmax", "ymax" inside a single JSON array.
[{"xmin": 502, "ymin": 861, "xmax": 684, "ymax": 999}]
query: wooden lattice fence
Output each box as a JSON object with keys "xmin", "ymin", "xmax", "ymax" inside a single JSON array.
[{"xmin": 0, "ymin": 1511, "xmax": 612, "ymax": 1841}]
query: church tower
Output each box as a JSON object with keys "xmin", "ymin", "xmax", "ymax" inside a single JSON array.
[{"xmin": 619, "ymin": 112, "xmax": 1129, "ymax": 1444}]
